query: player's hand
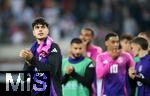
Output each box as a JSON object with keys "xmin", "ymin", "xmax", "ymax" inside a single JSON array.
[
  {"xmin": 19, "ymin": 49, "xmax": 33, "ymax": 60},
  {"xmin": 65, "ymin": 66, "xmax": 74, "ymax": 74},
  {"xmin": 128, "ymin": 67, "xmax": 136, "ymax": 79}
]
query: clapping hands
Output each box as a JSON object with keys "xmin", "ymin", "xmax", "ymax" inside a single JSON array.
[
  {"xmin": 65, "ymin": 65, "xmax": 74, "ymax": 75},
  {"xmin": 19, "ymin": 49, "xmax": 33, "ymax": 60}
]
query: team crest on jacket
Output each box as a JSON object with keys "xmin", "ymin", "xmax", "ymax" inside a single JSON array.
[
  {"xmin": 117, "ymin": 57, "xmax": 124, "ymax": 64},
  {"xmin": 103, "ymin": 60, "xmax": 109, "ymax": 64}
]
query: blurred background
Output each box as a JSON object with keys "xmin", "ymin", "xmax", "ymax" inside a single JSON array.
[{"xmin": 0, "ymin": 0, "xmax": 149, "ymax": 71}]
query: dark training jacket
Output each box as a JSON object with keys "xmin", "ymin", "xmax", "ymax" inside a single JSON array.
[{"xmin": 23, "ymin": 43, "xmax": 62, "ymax": 96}]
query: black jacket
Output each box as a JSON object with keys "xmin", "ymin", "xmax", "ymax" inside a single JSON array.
[{"xmin": 23, "ymin": 43, "xmax": 62, "ymax": 96}]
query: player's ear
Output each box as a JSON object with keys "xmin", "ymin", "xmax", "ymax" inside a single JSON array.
[
  {"xmin": 138, "ymin": 44, "xmax": 142, "ymax": 52},
  {"xmin": 68, "ymin": 46, "xmax": 72, "ymax": 56},
  {"xmin": 91, "ymin": 34, "xmax": 95, "ymax": 38},
  {"xmin": 105, "ymin": 41, "xmax": 108, "ymax": 47},
  {"xmin": 33, "ymin": 29, "xmax": 36, "ymax": 36},
  {"xmin": 138, "ymin": 47, "xmax": 141, "ymax": 52}
]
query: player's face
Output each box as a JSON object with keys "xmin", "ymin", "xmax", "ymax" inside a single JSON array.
[
  {"xmin": 70, "ymin": 43, "xmax": 84, "ymax": 58},
  {"xmin": 120, "ymin": 39, "xmax": 131, "ymax": 52},
  {"xmin": 105, "ymin": 36, "xmax": 120, "ymax": 51},
  {"xmin": 80, "ymin": 30, "xmax": 93, "ymax": 45},
  {"xmin": 33, "ymin": 24, "xmax": 49, "ymax": 40},
  {"xmin": 131, "ymin": 43, "xmax": 141, "ymax": 57}
]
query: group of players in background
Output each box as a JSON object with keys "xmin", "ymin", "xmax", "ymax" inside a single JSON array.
[{"xmin": 20, "ymin": 17, "xmax": 150, "ymax": 96}]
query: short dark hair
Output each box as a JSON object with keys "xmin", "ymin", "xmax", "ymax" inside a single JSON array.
[
  {"xmin": 71, "ymin": 38, "xmax": 82, "ymax": 45},
  {"xmin": 131, "ymin": 37, "xmax": 148, "ymax": 50},
  {"xmin": 105, "ymin": 32, "xmax": 118, "ymax": 41},
  {"xmin": 120, "ymin": 34, "xmax": 133, "ymax": 41},
  {"xmin": 32, "ymin": 17, "xmax": 49, "ymax": 29},
  {"xmin": 138, "ymin": 32, "xmax": 150, "ymax": 39},
  {"xmin": 81, "ymin": 28, "xmax": 94, "ymax": 36}
]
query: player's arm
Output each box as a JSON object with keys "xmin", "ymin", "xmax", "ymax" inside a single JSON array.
[
  {"xmin": 61, "ymin": 74, "xmax": 70, "ymax": 85},
  {"xmin": 129, "ymin": 67, "xmax": 150, "ymax": 85},
  {"xmin": 135, "ymin": 76, "xmax": 150, "ymax": 85},
  {"xmin": 127, "ymin": 52, "xmax": 135, "ymax": 79},
  {"xmin": 47, "ymin": 43, "xmax": 62, "ymax": 78},
  {"xmin": 71, "ymin": 62, "xmax": 95, "ymax": 88},
  {"xmin": 127, "ymin": 53, "xmax": 135, "ymax": 68},
  {"xmin": 96, "ymin": 55, "xmax": 111, "ymax": 79}
]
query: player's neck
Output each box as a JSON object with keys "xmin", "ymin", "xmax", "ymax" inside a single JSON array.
[
  {"xmin": 87, "ymin": 43, "xmax": 92, "ymax": 49},
  {"xmin": 37, "ymin": 39, "xmax": 44, "ymax": 44},
  {"xmin": 139, "ymin": 50, "xmax": 148, "ymax": 58},
  {"xmin": 108, "ymin": 49, "xmax": 120, "ymax": 59},
  {"xmin": 36, "ymin": 37, "xmax": 47, "ymax": 44}
]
